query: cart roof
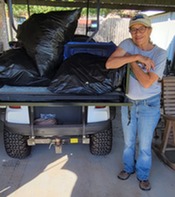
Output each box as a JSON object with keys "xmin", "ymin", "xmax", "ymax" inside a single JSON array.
[{"xmin": 9, "ymin": 0, "xmax": 175, "ymax": 12}]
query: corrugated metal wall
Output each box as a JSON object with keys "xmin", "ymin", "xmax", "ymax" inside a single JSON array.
[
  {"xmin": 150, "ymin": 12, "xmax": 175, "ymax": 61},
  {"xmin": 151, "ymin": 12, "xmax": 175, "ymax": 23}
]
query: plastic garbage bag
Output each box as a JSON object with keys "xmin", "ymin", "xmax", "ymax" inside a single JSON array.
[
  {"xmin": 16, "ymin": 9, "xmax": 81, "ymax": 78},
  {"xmin": 48, "ymin": 53, "xmax": 126, "ymax": 95},
  {"xmin": 0, "ymin": 48, "xmax": 50, "ymax": 86}
]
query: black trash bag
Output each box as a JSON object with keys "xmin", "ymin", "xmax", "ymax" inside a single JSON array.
[
  {"xmin": 0, "ymin": 48, "xmax": 50, "ymax": 86},
  {"xmin": 16, "ymin": 9, "xmax": 81, "ymax": 78},
  {"xmin": 48, "ymin": 53, "xmax": 126, "ymax": 95}
]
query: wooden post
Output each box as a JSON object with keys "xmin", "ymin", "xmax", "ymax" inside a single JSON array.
[{"xmin": 0, "ymin": 0, "xmax": 9, "ymax": 51}]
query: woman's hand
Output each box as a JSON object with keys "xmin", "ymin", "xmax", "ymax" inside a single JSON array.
[{"xmin": 137, "ymin": 54, "xmax": 155, "ymax": 72}]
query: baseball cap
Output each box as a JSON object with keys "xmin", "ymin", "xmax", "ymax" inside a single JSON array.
[{"xmin": 129, "ymin": 14, "xmax": 151, "ymax": 27}]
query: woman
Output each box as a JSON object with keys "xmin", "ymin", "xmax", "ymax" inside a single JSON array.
[{"xmin": 106, "ymin": 14, "xmax": 167, "ymax": 191}]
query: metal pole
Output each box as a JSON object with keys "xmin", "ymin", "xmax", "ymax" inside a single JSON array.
[{"xmin": 7, "ymin": 0, "xmax": 17, "ymax": 42}]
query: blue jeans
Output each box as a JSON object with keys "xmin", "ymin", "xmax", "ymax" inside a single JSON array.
[{"xmin": 121, "ymin": 94, "xmax": 161, "ymax": 180}]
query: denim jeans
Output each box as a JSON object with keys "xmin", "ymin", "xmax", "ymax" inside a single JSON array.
[{"xmin": 121, "ymin": 94, "xmax": 161, "ymax": 180}]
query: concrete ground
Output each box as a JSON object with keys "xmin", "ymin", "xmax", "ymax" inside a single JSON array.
[{"xmin": 0, "ymin": 107, "xmax": 175, "ymax": 197}]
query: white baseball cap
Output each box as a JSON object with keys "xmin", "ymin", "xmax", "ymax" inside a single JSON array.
[{"xmin": 129, "ymin": 14, "xmax": 151, "ymax": 27}]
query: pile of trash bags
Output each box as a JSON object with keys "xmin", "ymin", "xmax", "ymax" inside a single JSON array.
[
  {"xmin": 0, "ymin": 9, "xmax": 81, "ymax": 86},
  {"xmin": 48, "ymin": 53, "xmax": 126, "ymax": 95},
  {"xmin": 0, "ymin": 9, "xmax": 127, "ymax": 95},
  {"xmin": 0, "ymin": 48, "xmax": 50, "ymax": 86}
]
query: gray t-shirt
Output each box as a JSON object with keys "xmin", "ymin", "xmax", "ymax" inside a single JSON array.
[{"xmin": 119, "ymin": 38, "xmax": 167, "ymax": 100}]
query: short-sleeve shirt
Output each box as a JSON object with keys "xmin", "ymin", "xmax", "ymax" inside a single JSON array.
[{"xmin": 119, "ymin": 38, "xmax": 167, "ymax": 100}]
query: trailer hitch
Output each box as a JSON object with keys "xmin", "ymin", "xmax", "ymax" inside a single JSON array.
[
  {"xmin": 28, "ymin": 137, "xmax": 62, "ymax": 154},
  {"xmin": 52, "ymin": 138, "xmax": 62, "ymax": 154}
]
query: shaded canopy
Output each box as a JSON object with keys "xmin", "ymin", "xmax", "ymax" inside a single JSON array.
[{"xmin": 9, "ymin": 0, "xmax": 175, "ymax": 11}]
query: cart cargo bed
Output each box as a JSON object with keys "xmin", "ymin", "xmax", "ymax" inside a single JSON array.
[{"xmin": 0, "ymin": 85, "xmax": 126, "ymax": 105}]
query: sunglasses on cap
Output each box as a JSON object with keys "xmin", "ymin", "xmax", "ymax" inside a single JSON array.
[{"xmin": 131, "ymin": 14, "xmax": 145, "ymax": 21}]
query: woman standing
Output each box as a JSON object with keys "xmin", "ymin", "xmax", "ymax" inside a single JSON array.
[{"xmin": 106, "ymin": 14, "xmax": 167, "ymax": 191}]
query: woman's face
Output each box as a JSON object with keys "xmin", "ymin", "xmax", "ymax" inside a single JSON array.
[{"xmin": 129, "ymin": 24, "xmax": 152, "ymax": 47}]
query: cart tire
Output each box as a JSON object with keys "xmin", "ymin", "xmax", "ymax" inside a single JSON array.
[
  {"xmin": 3, "ymin": 128, "xmax": 31, "ymax": 159},
  {"xmin": 90, "ymin": 126, "xmax": 112, "ymax": 155}
]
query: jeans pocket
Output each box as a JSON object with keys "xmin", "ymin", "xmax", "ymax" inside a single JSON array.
[{"xmin": 145, "ymin": 94, "xmax": 160, "ymax": 109}]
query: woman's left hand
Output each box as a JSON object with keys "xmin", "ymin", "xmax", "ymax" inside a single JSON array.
[{"xmin": 137, "ymin": 55, "xmax": 155, "ymax": 72}]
